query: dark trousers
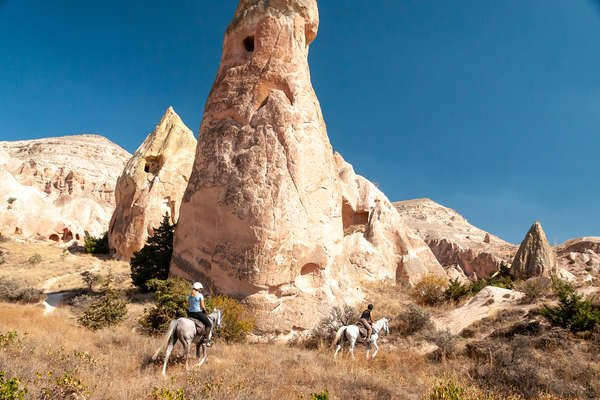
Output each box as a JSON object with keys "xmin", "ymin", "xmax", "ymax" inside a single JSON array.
[{"xmin": 188, "ymin": 311, "xmax": 212, "ymax": 329}]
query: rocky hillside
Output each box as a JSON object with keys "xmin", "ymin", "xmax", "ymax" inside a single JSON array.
[
  {"xmin": 0, "ymin": 134, "xmax": 130, "ymax": 241},
  {"xmin": 394, "ymin": 198, "xmax": 517, "ymax": 278}
]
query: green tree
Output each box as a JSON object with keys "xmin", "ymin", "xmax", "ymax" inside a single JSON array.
[
  {"xmin": 130, "ymin": 213, "xmax": 175, "ymax": 291},
  {"xmin": 79, "ymin": 271, "xmax": 127, "ymax": 330},
  {"xmin": 542, "ymin": 278, "xmax": 600, "ymax": 332},
  {"xmin": 140, "ymin": 278, "xmax": 189, "ymax": 333},
  {"xmin": 83, "ymin": 232, "xmax": 109, "ymax": 254}
]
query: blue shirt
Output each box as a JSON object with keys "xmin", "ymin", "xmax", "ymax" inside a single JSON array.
[{"xmin": 189, "ymin": 292, "xmax": 203, "ymax": 312}]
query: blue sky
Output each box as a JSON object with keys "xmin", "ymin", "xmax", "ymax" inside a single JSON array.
[{"xmin": 1, "ymin": 1, "xmax": 599, "ymax": 244}]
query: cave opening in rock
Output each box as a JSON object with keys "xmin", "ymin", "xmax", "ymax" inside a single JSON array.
[
  {"xmin": 342, "ymin": 201, "xmax": 370, "ymax": 235},
  {"xmin": 143, "ymin": 156, "xmax": 163, "ymax": 175},
  {"xmin": 243, "ymin": 36, "xmax": 255, "ymax": 52},
  {"xmin": 144, "ymin": 164, "xmax": 150, "ymax": 173},
  {"xmin": 49, "ymin": 234, "xmax": 60, "ymax": 242}
]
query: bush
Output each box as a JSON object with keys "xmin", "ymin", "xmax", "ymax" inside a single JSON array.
[
  {"xmin": 0, "ymin": 371, "xmax": 27, "ymax": 400},
  {"xmin": 27, "ymin": 253, "xmax": 42, "ymax": 265},
  {"xmin": 41, "ymin": 373, "xmax": 88, "ymax": 400},
  {"xmin": 130, "ymin": 214, "xmax": 174, "ymax": 291},
  {"xmin": 140, "ymin": 278, "xmax": 189, "ymax": 333},
  {"xmin": 444, "ymin": 279, "xmax": 472, "ymax": 303},
  {"xmin": 0, "ymin": 280, "xmax": 44, "ymax": 304},
  {"xmin": 412, "ymin": 275, "xmax": 448, "ymax": 306},
  {"xmin": 310, "ymin": 389, "xmax": 329, "ymax": 400},
  {"xmin": 78, "ymin": 272, "xmax": 127, "ymax": 330},
  {"xmin": 542, "ymin": 278, "xmax": 600, "ymax": 332},
  {"xmin": 83, "ymin": 232, "xmax": 109, "ymax": 254},
  {"xmin": 423, "ymin": 381, "xmax": 466, "ymax": 400},
  {"xmin": 152, "ymin": 387, "xmax": 186, "ymax": 400},
  {"xmin": 80, "ymin": 271, "xmax": 100, "ymax": 291},
  {"xmin": 517, "ymin": 277, "xmax": 551, "ymax": 303},
  {"xmin": 425, "ymin": 329, "xmax": 459, "ymax": 360},
  {"xmin": 396, "ymin": 303, "xmax": 432, "ymax": 336},
  {"xmin": 206, "ymin": 296, "xmax": 254, "ymax": 343},
  {"xmin": 299, "ymin": 305, "xmax": 356, "ymax": 348}
]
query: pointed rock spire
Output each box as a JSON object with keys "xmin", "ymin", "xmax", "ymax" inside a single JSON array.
[
  {"xmin": 510, "ymin": 221, "xmax": 556, "ymax": 279},
  {"xmin": 108, "ymin": 107, "xmax": 196, "ymax": 260}
]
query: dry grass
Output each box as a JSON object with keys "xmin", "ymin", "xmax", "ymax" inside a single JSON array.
[
  {"xmin": 0, "ymin": 302, "xmax": 437, "ymax": 399},
  {"xmin": 0, "ymin": 240, "xmax": 130, "ymax": 291}
]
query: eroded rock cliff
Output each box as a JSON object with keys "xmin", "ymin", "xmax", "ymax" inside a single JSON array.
[
  {"xmin": 170, "ymin": 0, "xmax": 445, "ymax": 334},
  {"xmin": 0, "ymin": 135, "xmax": 130, "ymax": 241},
  {"xmin": 394, "ymin": 198, "xmax": 517, "ymax": 278},
  {"xmin": 109, "ymin": 107, "xmax": 196, "ymax": 260}
]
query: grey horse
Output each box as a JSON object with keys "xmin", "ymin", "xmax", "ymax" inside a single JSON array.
[
  {"xmin": 331, "ymin": 317, "xmax": 389, "ymax": 359},
  {"xmin": 152, "ymin": 309, "xmax": 223, "ymax": 375}
]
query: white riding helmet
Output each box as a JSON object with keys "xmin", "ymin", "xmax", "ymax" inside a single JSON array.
[{"xmin": 192, "ymin": 282, "xmax": 203, "ymax": 290}]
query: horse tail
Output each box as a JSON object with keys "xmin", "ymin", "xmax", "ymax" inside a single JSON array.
[
  {"xmin": 152, "ymin": 319, "xmax": 178, "ymax": 361},
  {"xmin": 331, "ymin": 326, "xmax": 346, "ymax": 349}
]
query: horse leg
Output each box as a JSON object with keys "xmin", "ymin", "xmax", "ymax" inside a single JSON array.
[
  {"xmin": 195, "ymin": 344, "xmax": 207, "ymax": 368},
  {"xmin": 372, "ymin": 340, "xmax": 379, "ymax": 358},
  {"xmin": 161, "ymin": 333, "xmax": 177, "ymax": 376},
  {"xmin": 366, "ymin": 342, "xmax": 371, "ymax": 360},
  {"xmin": 182, "ymin": 339, "xmax": 191, "ymax": 371},
  {"xmin": 350, "ymin": 338, "xmax": 356, "ymax": 359},
  {"xmin": 334, "ymin": 344, "xmax": 342, "ymax": 358},
  {"xmin": 196, "ymin": 342, "xmax": 201, "ymax": 359}
]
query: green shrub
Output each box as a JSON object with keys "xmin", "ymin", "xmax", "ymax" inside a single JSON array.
[
  {"xmin": 423, "ymin": 381, "xmax": 465, "ymax": 400},
  {"xmin": 412, "ymin": 275, "xmax": 448, "ymax": 306},
  {"xmin": 0, "ymin": 371, "xmax": 27, "ymax": 400},
  {"xmin": 78, "ymin": 272, "xmax": 127, "ymax": 330},
  {"xmin": 206, "ymin": 295, "xmax": 255, "ymax": 343},
  {"xmin": 152, "ymin": 387, "xmax": 186, "ymax": 400},
  {"xmin": 444, "ymin": 279, "xmax": 472, "ymax": 303},
  {"xmin": 83, "ymin": 232, "xmax": 109, "ymax": 254},
  {"xmin": 542, "ymin": 278, "xmax": 600, "ymax": 332},
  {"xmin": 140, "ymin": 278, "xmax": 189, "ymax": 333},
  {"xmin": 41, "ymin": 373, "xmax": 88, "ymax": 400},
  {"xmin": 310, "ymin": 389, "xmax": 329, "ymax": 400},
  {"xmin": 27, "ymin": 253, "xmax": 42, "ymax": 265},
  {"xmin": 396, "ymin": 303, "xmax": 432, "ymax": 336},
  {"xmin": 130, "ymin": 214, "xmax": 174, "ymax": 291},
  {"xmin": 80, "ymin": 270, "xmax": 100, "ymax": 291},
  {"xmin": 0, "ymin": 331, "xmax": 20, "ymax": 350}
]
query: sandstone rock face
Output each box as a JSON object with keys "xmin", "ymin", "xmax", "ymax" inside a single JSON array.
[
  {"xmin": 170, "ymin": 0, "xmax": 445, "ymax": 333},
  {"xmin": 555, "ymin": 237, "xmax": 600, "ymax": 279},
  {"xmin": 511, "ymin": 222, "xmax": 556, "ymax": 280},
  {"xmin": 108, "ymin": 107, "xmax": 196, "ymax": 260},
  {"xmin": 445, "ymin": 265, "xmax": 470, "ymax": 285},
  {"xmin": 394, "ymin": 198, "xmax": 517, "ymax": 278},
  {"xmin": 0, "ymin": 135, "xmax": 130, "ymax": 241}
]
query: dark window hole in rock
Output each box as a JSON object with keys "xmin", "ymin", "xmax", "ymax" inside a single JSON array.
[
  {"xmin": 243, "ymin": 36, "xmax": 255, "ymax": 52},
  {"xmin": 342, "ymin": 201, "xmax": 369, "ymax": 236}
]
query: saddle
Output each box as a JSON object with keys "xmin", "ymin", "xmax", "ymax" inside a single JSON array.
[
  {"xmin": 189, "ymin": 318, "xmax": 207, "ymax": 338},
  {"xmin": 355, "ymin": 320, "xmax": 368, "ymax": 340}
]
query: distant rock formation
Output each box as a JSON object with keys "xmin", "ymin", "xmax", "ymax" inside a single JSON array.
[
  {"xmin": 170, "ymin": 0, "xmax": 445, "ymax": 333},
  {"xmin": 511, "ymin": 222, "xmax": 556, "ymax": 280},
  {"xmin": 555, "ymin": 237, "xmax": 600, "ymax": 277},
  {"xmin": 0, "ymin": 135, "xmax": 130, "ymax": 241},
  {"xmin": 109, "ymin": 107, "xmax": 196, "ymax": 260},
  {"xmin": 394, "ymin": 198, "xmax": 517, "ymax": 277}
]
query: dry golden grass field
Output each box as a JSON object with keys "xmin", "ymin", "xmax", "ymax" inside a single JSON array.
[{"xmin": 0, "ymin": 240, "xmax": 598, "ymax": 399}]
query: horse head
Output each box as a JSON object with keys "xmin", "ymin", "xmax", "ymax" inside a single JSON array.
[{"xmin": 211, "ymin": 308, "xmax": 223, "ymax": 331}]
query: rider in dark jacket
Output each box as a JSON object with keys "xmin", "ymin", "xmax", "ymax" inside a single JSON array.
[{"xmin": 359, "ymin": 304, "xmax": 374, "ymax": 341}]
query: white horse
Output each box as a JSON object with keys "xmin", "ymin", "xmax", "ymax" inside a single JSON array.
[
  {"xmin": 331, "ymin": 317, "xmax": 389, "ymax": 359},
  {"xmin": 151, "ymin": 309, "xmax": 222, "ymax": 375}
]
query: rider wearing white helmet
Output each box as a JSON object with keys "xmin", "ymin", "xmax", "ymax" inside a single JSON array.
[{"xmin": 188, "ymin": 282, "xmax": 212, "ymax": 342}]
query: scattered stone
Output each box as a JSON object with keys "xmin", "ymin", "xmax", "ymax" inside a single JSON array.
[{"xmin": 558, "ymin": 268, "xmax": 576, "ymax": 283}]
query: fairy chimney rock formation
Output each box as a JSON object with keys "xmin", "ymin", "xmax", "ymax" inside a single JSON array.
[
  {"xmin": 510, "ymin": 222, "xmax": 556, "ymax": 279},
  {"xmin": 171, "ymin": 0, "xmax": 445, "ymax": 333},
  {"xmin": 109, "ymin": 107, "xmax": 196, "ymax": 260}
]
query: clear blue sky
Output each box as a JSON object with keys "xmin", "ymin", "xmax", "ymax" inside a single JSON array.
[{"xmin": 1, "ymin": 1, "xmax": 599, "ymax": 245}]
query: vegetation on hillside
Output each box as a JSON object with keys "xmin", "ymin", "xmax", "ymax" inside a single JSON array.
[
  {"xmin": 78, "ymin": 272, "xmax": 127, "ymax": 330},
  {"xmin": 83, "ymin": 232, "xmax": 109, "ymax": 254},
  {"xmin": 542, "ymin": 277, "xmax": 600, "ymax": 332}
]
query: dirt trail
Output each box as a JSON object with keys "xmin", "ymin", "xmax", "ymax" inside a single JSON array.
[{"xmin": 41, "ymin": 263, "xmax": 100, "ymax": 314}]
